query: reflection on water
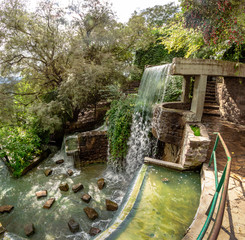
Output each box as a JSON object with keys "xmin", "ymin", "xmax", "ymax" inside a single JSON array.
[
  {"xmin": 0, "ymin": 149, "xmax": 129, "ymax": 240},
  {"xmin": 114, "ymin": 166, "xmax": 201, "ymax": 240}
]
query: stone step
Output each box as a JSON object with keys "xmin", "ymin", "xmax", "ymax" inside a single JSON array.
[
  {"xmin": 205, "ymin": 99, "xmax": 217, "ymax": 103},
  {"xmin": 204, "ymin": 104, "xmax": 219, "ymax": 110},
  {"xmin": 203, "ymin": 109, "xmax": 220, "ymax": 116}
]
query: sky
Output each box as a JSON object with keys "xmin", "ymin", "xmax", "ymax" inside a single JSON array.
[
  {"xmin": 26, "ymin": 0, "xmax": 180, "ymax": 23},
  {"xmin": 109, "ymin": 0, "xmax": 180, "ymax": 23}
]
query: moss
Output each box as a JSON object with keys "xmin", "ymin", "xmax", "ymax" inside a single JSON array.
[{"xmin": 190, "ymin": 125, "xmax": 201, "ymax": 136}]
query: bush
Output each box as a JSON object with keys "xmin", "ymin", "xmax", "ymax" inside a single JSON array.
[{"xmin": 0, "ymin": 126, "xmax": 41, "ymax": 177}]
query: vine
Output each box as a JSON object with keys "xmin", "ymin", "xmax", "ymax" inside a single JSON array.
[{"xmin": 105, "ymin": 95, "xmax": 136, "ymax": 171}]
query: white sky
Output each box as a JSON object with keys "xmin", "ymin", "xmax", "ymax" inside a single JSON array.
[
  {"xmin": 26, "ymin": 0, "xmax": 180, "ymax": 23},
  {"xmin": 109, "ymin": 0, "xmax": 180, "ymax": 23}
]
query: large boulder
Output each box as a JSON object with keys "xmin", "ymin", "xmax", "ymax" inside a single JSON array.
[
  {"xmin": 83, "ymin": 207, "xmax": 98, "ymax": 220},
  {"xmin": 106, "ymin": 199, "xmax": 118, "ymax": 211},
  {"xmin": 0, "ymin": 205, "xmax": 14, "ymax": 213},
  {"xmin": 68, "ymin": 218, "xmax": 79, "ymax": 233}
]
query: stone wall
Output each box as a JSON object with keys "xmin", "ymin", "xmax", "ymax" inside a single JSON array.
[
  {"xmin": 218, "ymin": 77, "xmax": 245, "ymax": 125},
  {"xmin": 179, "ymin": 123, "xmax": 210, "ymax": 169},
  {"xmin": 74, "ymin": 131, "xmax": 108, "ymax": 167},
  {"xmin": 152, "ymin": 102, "xmax": 194, "ymax": 146}
]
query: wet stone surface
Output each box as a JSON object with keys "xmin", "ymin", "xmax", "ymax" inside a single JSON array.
[{"xmin": 68, "ymin": 218, "xmax": 79, "ymax": 233}]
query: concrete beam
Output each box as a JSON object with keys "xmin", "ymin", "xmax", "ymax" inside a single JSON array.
[
  {"xmin": 171, "ymin": 58, "xmax": 245, "ymax": 78},
  {"xmin": 191, "ymin": 75, "xmax": 207, "ymax": 121}
]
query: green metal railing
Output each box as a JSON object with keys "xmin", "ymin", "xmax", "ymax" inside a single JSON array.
[{"xmin": 197, "ymin": 132, "xmax": 232, "ymax": 240}]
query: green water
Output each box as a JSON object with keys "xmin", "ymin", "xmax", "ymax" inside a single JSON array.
[
  {"xmin": 0, "ymin": 152, "xmax": 129, "ymax": 240},
  {"xmin": 114, "ymin": 165, "xmax": 201, "ymax": 240}
]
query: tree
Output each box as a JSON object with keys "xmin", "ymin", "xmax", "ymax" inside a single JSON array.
[
  {"xmin": 181, "ymin": 0, "xmax": 245, "ymax": 47},
  {"xmin": 140, "ymin": 2, "xmax": 179, "ymax": 27}
]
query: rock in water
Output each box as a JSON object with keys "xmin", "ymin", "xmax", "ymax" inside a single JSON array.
[
  {"xmin": 97, "ymin": 178, "xmax": 105, "ymax": 190},
  {"xmin": 44, "ymin": 169, "xmax": 52, "ymax": 176},
  {"xmin": 89, "ymin": 227, "xmax": 101, "ymax": 236},
  {"xmin": 81, "ymin": 193, "xmax": 91, "ymax": 203},
  {"xmin": 0, "ymin": 222, "xmax": 6, "ymax": 234},
  {"xmin": 24, "ymin": 223, "xmax": 35, "ymax": 237},
  {"xmin": 68, "ymin": 218, "xmax": 79, "ymax": 233},
  {"xmin": 55, "ymin": 159, "xmax": 64, "ymax": 164},
  {"xmin": 83, "ymin": 207, "xmax": 98, "ymax": 220},
  {"xmin": 67, "ymin": 169, "xmax": 74, "ymax": 176},
  {"xmin": 106, "ymin": 199, "xmax": 118, "ymax": 211},
  {"xmin": 35, "ymin": 190, "xmax": 47, "ymax": 199},
  {"xmin": 72, "ymin": 183, "xmax": 83, "ymax": 193},
  {"xmin": 59, "ymin": 183, "xmax": 69, "ymax": 192},
  {"xmin": 0, "ymin": 205, "xmax": 14, "ymax": 213},
  {"xmin": 43, "ymin": 198, "xmax": 55, "ymax": 209}
]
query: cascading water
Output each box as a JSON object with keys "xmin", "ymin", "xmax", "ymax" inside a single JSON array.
[{"xmin": 125, "ymin": 64, "xmax": 173, "ymax": 175}]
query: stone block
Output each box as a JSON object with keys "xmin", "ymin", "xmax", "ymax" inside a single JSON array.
[
  {"xmin": 55, "ymin": 159, "xmax": 64, "ymax": 164},
  {"xmin": 89, "ymin": 227, "xmax": 101, "ymax": 236},
  {"xmin": 35, "ymin": 190, "xmax": 47, "ymax": 199},
  {"xmin": 97, "ymin": 178, "xmax": 105, "ymax": 190},
  {"xmin": 68, "ymin": 218, "xmax": 79, "ymax": 233},
  {"xmin": 106, "ymin": 199, "xmax": 118, "ymax": 211},
  {"xmin": 81, "ymin": 194, "xmax": 91, "ymax": 203},
  {"xmin": 43, "ymin": 198, "xmax": 55, "ymax": 209},
  {"xmin": 72, "ymin": 183, "xmax": 83, "ymax": 193},
  {"xmin": 83, "ymin": 207, "xmax": 98, "ymax": 220},
  {"xmin": 59, "ymin": 183, "xmax": 69, "ymax": 192},
  {"xmin": 67, "ymin": 169, "xmax": 74, "ymax": 176},
  {"xmin": 24, "ymin": 223, "xmax": 35, "ymax": 237},
  {"xmin": 0, "ymin": 205, "xmax": 14, "ymax": 213},
  {"xmin": 44, "ymin": 169, "xmax": 52, "ymax": 176}
]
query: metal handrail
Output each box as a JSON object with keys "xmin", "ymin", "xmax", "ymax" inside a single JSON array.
[{"xmin": 197, "ymin": 132, "xmax": 232, "ymax": 240}]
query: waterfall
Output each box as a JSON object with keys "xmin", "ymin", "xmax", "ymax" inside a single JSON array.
[{"xmin": 125, "ymin": 64, "xmax": 172, "ymax": 175}]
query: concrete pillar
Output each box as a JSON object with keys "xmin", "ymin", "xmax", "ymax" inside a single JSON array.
[
  {"xmin": 191, "ymin": 75, "xmax": 207, "ymax": 121},
  {"xmin": 181, "ymin": 76, "xmax": 191, "ymax": 103}
]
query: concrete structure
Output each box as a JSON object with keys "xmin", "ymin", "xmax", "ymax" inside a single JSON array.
[{"xmin": 171, "ymin": 58, "xmax": 245, "ymax": 122}]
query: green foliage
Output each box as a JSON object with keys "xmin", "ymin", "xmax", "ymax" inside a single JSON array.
[
  {"xmin": 106, "ymin": 95, "xmax": 136, "ymax": 171},
  {"xmin": 164, "ymin": 76, "xmax": 183, "ymax": 102},
  {"xmin": 190, "ymin": 125, "xmax": 201, "ymax": 137},
  {"xmin": 0, "ymin": 126, "xmax": 41, "ymax": 177}
]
